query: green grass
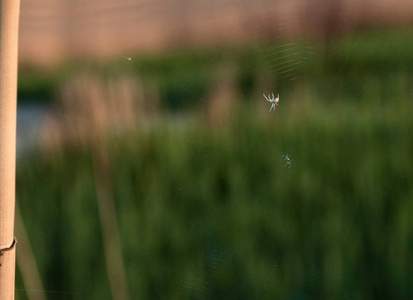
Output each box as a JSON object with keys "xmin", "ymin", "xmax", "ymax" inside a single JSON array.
[
  {"xmin": 15, "ymin": 29, "xmax": 413, "ymax": 299},
  {"xmin": 16, "ymin": 98, "xmax": 413, "ymax": 299}
]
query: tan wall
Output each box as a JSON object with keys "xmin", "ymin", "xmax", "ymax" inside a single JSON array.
[{"xmin": 19, "ymin": 0, "xmax": 413, "ymax": 65}]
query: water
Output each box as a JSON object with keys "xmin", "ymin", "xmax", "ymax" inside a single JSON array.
[{"xmin": 17, "ymin": 103, "xmax": 52, "ymax": 155}]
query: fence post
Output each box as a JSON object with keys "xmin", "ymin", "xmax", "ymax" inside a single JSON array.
[{"xmin": 0, "ymin": 0, "xmax": 20, "ymax": 298}]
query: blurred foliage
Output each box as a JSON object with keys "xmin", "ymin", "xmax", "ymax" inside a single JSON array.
[
  {"xmin": 18, "ymin": 29, "xmax": 413, "ymax": 105},
  {"xmin": 15, "ymin": 29, "xmax": 413, "ymax": 299},
  {"xmin": 326, "ymin": 29, "xmax": 413, "ymax": 72},
  {"xmin": 18, "ymin": 41, "xmax": 312, "ymax": 106}
]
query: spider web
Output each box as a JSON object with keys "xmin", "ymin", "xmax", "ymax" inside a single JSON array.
[{"xmin": 16, "ymin": 0, "xmax": 413, "ymax": 299}]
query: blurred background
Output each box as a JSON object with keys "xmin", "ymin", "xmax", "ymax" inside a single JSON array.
[{"xmin": 15, "ymin": 0, "xmax": 413, "ymax": 299}]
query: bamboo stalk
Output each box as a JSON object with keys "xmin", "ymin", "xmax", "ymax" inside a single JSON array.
[{"xmin": 0, "ymin": 0, "xmax": 20, "ymax": 298}]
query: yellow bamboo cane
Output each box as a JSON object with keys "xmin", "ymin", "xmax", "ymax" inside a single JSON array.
[{"xmin": 0, "ymin": 0, "xmax": 20, "ymax": 298}]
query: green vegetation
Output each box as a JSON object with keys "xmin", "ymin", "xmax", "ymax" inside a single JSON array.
[
  {"xmin": 15, "ymin": 29, "xmax": 413, "ymax": 299},
  {"xmin": 18, "ymin": 41, "xmax": 312, "ymax": 105},
  {"xmin": 326, "ymin": 28, "xmax": 413, "ymax": 71}
]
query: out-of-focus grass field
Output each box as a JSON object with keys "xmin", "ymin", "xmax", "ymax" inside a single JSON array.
[{"xmin": 16, "ymin": 30, "xmax": 413, "ymax": 299}]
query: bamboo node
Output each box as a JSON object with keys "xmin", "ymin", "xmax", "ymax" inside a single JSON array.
[{"xmin": 0, "ymin": 237, "xmax": 17, "ymax": 266}]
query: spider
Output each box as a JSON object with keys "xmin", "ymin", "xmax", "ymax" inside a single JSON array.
[{"xmin": 263, "ymin": 93, "xmax": 279, "ymax": 111}]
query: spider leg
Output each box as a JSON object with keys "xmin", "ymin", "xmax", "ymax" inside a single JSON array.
[{"xmin": 263, "ymin": 94, "xmax": 271, "ymax": 102}]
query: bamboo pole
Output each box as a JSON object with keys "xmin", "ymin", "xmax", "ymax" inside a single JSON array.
[{"xmin": 0, "ymin": 0, "xmax": 20, "ymax": 298}]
